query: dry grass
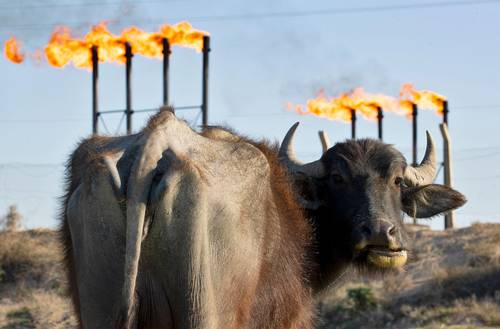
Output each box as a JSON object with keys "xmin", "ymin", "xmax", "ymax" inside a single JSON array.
[
  {"xmin": 0, "ymin": 230, "xmax": 77, "ymax": 329},
  {"xmin": 464, "ymin": 223, "xmax": 500, "ymax": 266},
  {"xmin": 0, "ymin": 230, "xmax": 64, "ymax": 289},
  {"xmin": 0, "ymin": 291, "xmax": 77, "ymax": 329},
  {"xmin": 319, "ymin": 223, "xmax": 500, "ymax": 329},
  {"xmin": 1, "ymin": 224, "xmax": 500, "ymax": 328}
]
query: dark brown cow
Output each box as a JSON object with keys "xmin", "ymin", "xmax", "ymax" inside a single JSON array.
[{"xmin": 60, "ymin": 108, "xmax": 465, "ymax": 328}]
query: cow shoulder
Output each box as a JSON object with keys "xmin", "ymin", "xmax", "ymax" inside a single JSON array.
[{"xmin": 201, "ymin": 126, "xmax": 241, "ymax": 142}]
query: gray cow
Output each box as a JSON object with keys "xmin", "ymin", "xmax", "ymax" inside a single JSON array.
[{"xmin": 60, "ymin": 107, "xmax": 465, "ymax": 329}]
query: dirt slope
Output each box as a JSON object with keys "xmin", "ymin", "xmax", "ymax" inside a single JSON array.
[
  {"xmin": 0, "ymin": 229, "xmax": 77, "ymax": 329},
  {"xmin": 0, "ymin": 223, "xmax": 499, "ymax": 328},
  {"xmin": 318, "ymin": 223, "xmax": 500, "ymax": 329}
]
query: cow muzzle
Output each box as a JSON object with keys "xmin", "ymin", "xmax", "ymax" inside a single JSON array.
[
  {"xmin": 353, "ymin": 220, "xmax": 408, "ymax": 269},
  {"xmin": 365, "ymin": 247, "xmax": 407, "ymax": 268}
]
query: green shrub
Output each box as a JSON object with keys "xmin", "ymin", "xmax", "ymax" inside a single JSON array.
[
  {"xmin": 0, "ymin": 266, "xmax": 5, "ymax": 282},
  {"xmin": 347, "ymin": 287, "xmax": 377, "ymax": 311},
  {"xmin": 6, "ymin": 307, "xmax": 35, "ymax": 328}
]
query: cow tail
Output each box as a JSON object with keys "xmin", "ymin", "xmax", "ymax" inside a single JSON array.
[{"xmin": 117, "ymin": 130, "xmax": 171, "ymax": 328}]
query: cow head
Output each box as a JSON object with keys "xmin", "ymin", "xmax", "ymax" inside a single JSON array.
[{"xmin": 279, "ymin": 123, "xmax": 466, "ymax": 274}]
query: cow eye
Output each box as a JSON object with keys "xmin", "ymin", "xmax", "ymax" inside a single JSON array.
[
  {"xmin": 331, "ymin": 174, "xmax": 344, "ymax": 184},
  {"xmin": 394, "ymin": 177, "xmax": 403, "ymax": 187}
]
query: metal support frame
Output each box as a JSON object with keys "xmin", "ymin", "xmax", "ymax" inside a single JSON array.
[
  {"xmin": 443, "ymin": 100, "xmax": 449, "ymax": 125},
  {"xmin": 92, "ymin": 46, "xmax": 99, "ymax": 135},
  {"xmin": 350, "ymin": 109, "xmax": 356, "ymax": 139},
  {"xmin": 441, "ymin": 100, "xmax": 453, "ymax": 229},
  {"xmin": 162, "ymin": 38, "xmax": 171, "ymax": 106},
  {"xmin": 125, "ymin": 42, "xmax": 133, "ymax": 134},
  {"xmin": 440, "ymin": 122, "xmax": 455, "ymax": 229},
  {"xmin": 91, "ymin": 36, "xmax": 210, "ymax": 135},
  {"xmin": 377, "ymin": 107, "xmax": 383, "ymax": 140},
  {"xmin": 201, "ymin": 35, "xmax": 210, "ymax": 127},
  {"xmin": 412, "ymin": 103, "xmax": 418, "ymax": 166}
]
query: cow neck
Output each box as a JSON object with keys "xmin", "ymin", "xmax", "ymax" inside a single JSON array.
[{"xmin": 305, "ymin": 208, "xmax": 351, "ymax": 295}]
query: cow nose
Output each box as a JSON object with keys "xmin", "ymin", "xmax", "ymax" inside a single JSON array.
[{"xmin": 360, "ymin": 221, "xmax": 397, "ymax": 248}]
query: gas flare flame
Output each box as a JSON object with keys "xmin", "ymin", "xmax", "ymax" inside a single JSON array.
[
  {"xmin": 3, "ymin": 21, "xmax": 208, "ymax": 69},
  {"xmin": 4, "ymin": 37, "xmax": 24, "ymax": 64},
  {"xmin": 289, "ymin": 84, "xmax": 446, "ymax": 122},
  {"xmin": 400, "ymin": 83, "xmax": 446, "ymax": 115},
  {"xmin": 289, "ymin": 90, "xmax": 353, "ymax": 123},
  {"xmin": 45, "ymin": 21, "xmax": 208, "ymax": 69}
]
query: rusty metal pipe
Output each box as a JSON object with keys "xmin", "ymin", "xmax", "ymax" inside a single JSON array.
[
  {"xmin": 125, "ymin": 42, "xmax": 133, "ymax": 135},
  {"xmin": 201, "ymin": 35, "xmax": 210, "ymax": 127},
  {"xmin": 92, "ymin": 46, "xmax": 99, "ymax": 135},
  {"xmin": 443, "ymin": 100, "xmax": 449, "ymax": 126},
  {"xmin": 377, "ymin": 107, "xmax": 383, "ymax": 140},
  {"xmin": 351, "ymin": 109, "xmax": 356, "ymax": 139},
  {"xmin": 412, "ymin": 103, "xmax": 418, "ymax": 166},
  {"xmin": 162, "ymin": 38, "xmax": 171, "ymax": 106}
]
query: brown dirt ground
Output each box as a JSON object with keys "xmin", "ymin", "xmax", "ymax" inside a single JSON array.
[
  {"xmin": 318, "ymin": 223, "xmax": 500, "ymax": 329},
  {"xmin": 0, "ymin": 223, "xmax": 499, "ymax": 328}
]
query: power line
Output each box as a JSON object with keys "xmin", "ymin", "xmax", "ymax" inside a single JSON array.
[
  {"xmin": 455, "ymin": 150, "xmax": 500, "ymax": 161},
  {"xmin": 460, "ymin": 174, "xmax": 500, "ymax": 181},
  {"xmin": 452, "ymin": 104, "xmax": 500, "ymax": 109},
  {"xmin": 0, "ymin": 103, "xmax": 497, "ymax": 124},
  {"xmin": 1, "ymin": 146, "xmax": 500, "ymax": 170},
  {"xmin": 225, "ymin": 113, "xmax": 290, "ymax": 118},
  {"xmin": 224, "ymin": 104, "xmax": 500, "ymax": 119},
  {"xmin": 0, "ymin": 187, "xmax": 58, "ymax": 195},
  {"xmin": 0, "ymin": 0, "xmax": 188, "ymax": 10},
  {"xmin": 0, "ymin": 162, "xmax": 62, "ymax": 167},
  {"xmin": 453, "ymin": 146, "xmax": 500, "ymax": 152},
  {"xmin": 1, "ymin": 0, "xmax": 499, "ymax": 31},
  {"xmin": 168, "ymin": 0, "xmax": 500, "ymax": 22},
  {"xmin": 115, "ymin": 113, "xmax": 126, "ymax": 135},
  {"xmin": 0, "ymin": 119, "xmax": 86, "ymax": 123}
]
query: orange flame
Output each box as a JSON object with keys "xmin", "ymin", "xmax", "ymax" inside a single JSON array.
[
  {"xmin": 290, "ymin": 90, "xmax": 352, "ymax": 122},
  {"xmin": 400, "ymin": 83, "xmax": 446, "ymax": 115},
  {"xmin": 4, "ymin": 37, "xmax": 24, "ymax": 64},
  {"xmin": 349, "ymin": 88, "xmax": 404, "ymax": 119},
  {"xmin": 289, "ymin": 84, "xmax": 446, "ymax": 122},
  {"xmin": 289, "ymin": 88, "xmax": 398, "ymax": 122},
  {"xmin": 0, "ymin": 22, "xmax": 207, "ymax": 69},
  {"xmin": 44, "ymin": 21, "xmax": 208, "ymax": 69}
]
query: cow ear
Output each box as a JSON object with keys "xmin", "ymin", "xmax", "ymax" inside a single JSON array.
[
  {"xmin": 402, "ymin": 184, "xmax": 466, "ymax": 218},
  {"xmin": 292, "ymin": 173, "xmax": 325, "ymax": 210}
]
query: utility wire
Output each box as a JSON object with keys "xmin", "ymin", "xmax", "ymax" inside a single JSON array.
[
  {"xmin": 0, "ymin": 118, "xmax": 86, "ymax": 123},
  {"xmin": 452, "ymin": 104, "xmax": 500, "ymax": 109},
  {"xmin": 0, "ymin": 162, "xmax": 63, "ymax": 168},
  {"xmin": 98, "ymin": 115, "xmax": 110, "ymax": 134},
  {"xmin": 115, "ymin": 112, "xmax": 126, "ymax": 135},
  {"xmin": 224, "ymin": 104, "xmax": 500, "ymax": 119},
  {"xmin": 167, "ymin": 0, "xmax": 500, "ymax": 22},
  {"xmin": 1, "ymin": 0, "xmax": 499, "ymax": 31},
  {"xmin": 1, "ymin": 103, "xmax": 498, "ymax": 123},
  {"xmin": 190, "ymin": 110, "xmax": 202, "ymax": 126},
  {"xmin": 455, "ymin": 150, "xmax": 500, "ymax": 161},
  {"xmin": 460, "ymin": 174, "xmax": 500, "ymax": 181},
  {"xmin": 0, "ymin": 0, "xmax": 189, "ymax": 10},
  {"xmin": 2, "ymin": 146, "xmax": 500, "ymax": 169},
  {"xmin": 0, "ymin": 103, "xmax": 497, "ymax": 124}
]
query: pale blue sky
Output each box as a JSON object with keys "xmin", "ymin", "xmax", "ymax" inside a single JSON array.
[{"xmin": 1, "ymin": 0, "xmax": 499, "ymax": 229}]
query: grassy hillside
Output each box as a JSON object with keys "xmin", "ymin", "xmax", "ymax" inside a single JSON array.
[
  {"xmin": 318, "ymin": 223, "xmax": 500, "ymax": 329},
  {"xmin": 0, "ymin": 229, "xmax": 77, "ymax": 329},
  {"xmin": 0, "ymin": 224, "xmax": 499, "ymax": 328}
]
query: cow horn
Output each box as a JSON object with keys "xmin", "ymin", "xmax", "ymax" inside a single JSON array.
[
  {"xmin": 404, "ymin": 131, "xmax": 437, "ymax": 186},
  {"xmin": 279, "ymin": 122, "xmax": 326, "ymax": 178}
]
